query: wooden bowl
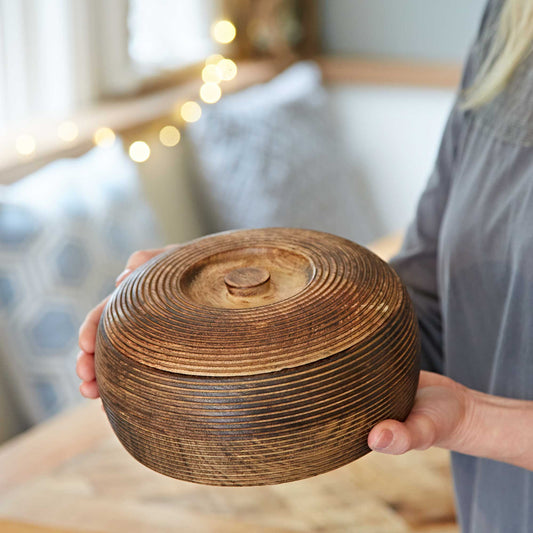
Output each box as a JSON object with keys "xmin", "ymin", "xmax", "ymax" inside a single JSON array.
[{"xmin": 95, "ymin": 228, "xmax": 420, "ymax": 486}]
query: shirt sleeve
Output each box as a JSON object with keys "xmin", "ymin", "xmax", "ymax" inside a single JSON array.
[
  {"xmin": 388, "ymin": 0, "xmax": 498, "ymax": 373},
  {"xmin": 389, "ymin": 103, "xmax": 465, "ymax": 374}
]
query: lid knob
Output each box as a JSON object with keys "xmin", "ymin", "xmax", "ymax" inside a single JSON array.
[{"xmin": 224, "ymin": 267, "xmax": 271, "ymax": 297}]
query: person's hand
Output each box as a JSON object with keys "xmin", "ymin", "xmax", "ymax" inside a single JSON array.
[
  {"xmin": 368, "ymin": 370, "xmax": 533, "ymax": 471},
  {"xmin": 76, "ymin": 246, "xmax": 177, "ymax": 399},
  {"xmin": 368, "ymin": 371, "xmax": 470, "ymax": 454}
]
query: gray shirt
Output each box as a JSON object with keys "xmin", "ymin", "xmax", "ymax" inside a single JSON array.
[{"xmin": 389, "ymin": 1, "xmax": 533, "ymax": 531}]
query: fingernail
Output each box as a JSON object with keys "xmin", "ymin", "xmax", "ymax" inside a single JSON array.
[
  {"xmin": 115, "ymin": 269, "xmax": 132, "ymax": 285},
  {"xmin": 372, "ymin": 429, "xmax": 394, "ymax": 450}
]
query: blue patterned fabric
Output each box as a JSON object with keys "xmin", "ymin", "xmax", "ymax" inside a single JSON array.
[{"xmin": 0, "ymin": 142, "xmax": 162, "ymax": 424}]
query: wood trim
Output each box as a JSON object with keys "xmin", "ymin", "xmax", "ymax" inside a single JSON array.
[
  {"xmin": 318, "ymin": 55, "xmax": 462, "ymax": 88},
  {"xmin": 133, "ymin": 62, "xmax": 204, "ymax": 96}
]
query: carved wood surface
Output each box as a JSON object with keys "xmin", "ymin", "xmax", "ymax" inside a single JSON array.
[{"xmin": 95, "ymin": 228, "xmax": 420, "ymax": 486}]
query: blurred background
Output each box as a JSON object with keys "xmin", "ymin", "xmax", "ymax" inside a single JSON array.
[{"xmin": 0, "ymin": 0, "xmax": 486, "ymax": 444}]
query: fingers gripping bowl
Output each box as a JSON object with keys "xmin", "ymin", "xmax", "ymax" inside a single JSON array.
[{"xmin": 95, "ymin": 228, "xmax": 420, "ymax": 486}]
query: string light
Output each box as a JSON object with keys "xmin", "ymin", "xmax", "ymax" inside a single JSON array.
[
  {"xmin": 129, "ymin": 141, "xmax": 150, "ymax": 163},
  {"xmin": 15, "ymin": 134, "xmax": 36, "ymax": 156},
  {"xmin": 205, "ymin": 54, "xmax": 224, "ymax": 66},
  {"xmin": 211, "ymin": 20, "xmax": 236, "ymax": 44},
  {"xmin": 217, "ymin": 58, "xmax": 237, "ymax": 81},
  {"xmin": 159, "ymin": 125, "xmax": 181, "ymax": 147},
  {"xmin": 10, "ymin": 17, "xmax": 240, "ymax": 160},
  {"xmin": 93, "ymin": 127, "xmax": 116, "ymax": 148},
  {"xmin": 202, "ymin": 64, "xmax": 222, "ymax": 84},
  {"xmin": 180, "ymin": 101, "xmax": 202, "ymax": 123},
  {"xmin": 57, "ymin": 120, "xmax": 79, "ymax": 142},
  {"xmin": 200, "ymin": 83, "xmax": 222, "ymax": 104}
]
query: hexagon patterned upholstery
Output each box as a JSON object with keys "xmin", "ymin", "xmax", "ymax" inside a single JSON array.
[{"xmin": 0, "ymin": 142, "xmax": 162, "ymax": 425}]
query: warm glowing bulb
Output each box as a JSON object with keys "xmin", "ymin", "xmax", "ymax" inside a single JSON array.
[
  {"xmin": 211, "ymin": 20, "xmax": 236, "ymax": 44},
  {"xmin": 217, "ymin": 58, "xmax": 237, "ymax": 81},
  {"xmin": 15, "ymin": 134, "xmax": 36, "ymax": 156},
  {"xmin": 202, "ymin": 64, "xmax": 222, "ymax": 83},
  {"xmin": 159, "ymin": 125, "xmax": 181, "ymax": 147},
  {"xmin": 129, "ymin": 141, "xmax": 150, "ymax": 163},
  {"xmin": 93, "ymin": 127, "xmax": 116, "ymax": 148},
  {"xmin": 200, "ymin": 83, "xmax": 222, "ymax": 104},
  {"xmin": 180, "ymin": 101, "xmax": 202, "ymax": 123},
  {"xmin": 205, "ymin": 53, "xmax": 224, "ymax": 66},
  {"xmin": 57, "ymin": 121, "xmax": 79, "ymax": 142}
]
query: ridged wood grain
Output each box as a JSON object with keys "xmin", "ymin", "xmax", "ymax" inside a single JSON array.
[{"xmin": 95, "ymin": 228, "xmax": 420, "ymax": 486}]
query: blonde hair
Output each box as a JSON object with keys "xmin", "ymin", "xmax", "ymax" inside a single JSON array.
[{"xmin": 462, "ymin": 0, "xmax": 533, "ymax": 110}]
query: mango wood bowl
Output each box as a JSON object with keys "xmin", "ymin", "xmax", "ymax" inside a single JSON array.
[{"xmin": 95, "ymin": 228, "xmax": 420, "ymax": 486}]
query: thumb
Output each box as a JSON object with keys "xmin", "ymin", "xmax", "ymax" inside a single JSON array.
[
  {"xmin": 368, "ymin": 414, "xmax": 438, "ymax": 455},
  {"xmin": 368, "ymin": 383, "xmax": 467, "ymax": 455}
]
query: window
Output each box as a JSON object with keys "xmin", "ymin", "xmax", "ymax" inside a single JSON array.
[
  {"xmin": 0, "ymin": 0, "xmax": 217, "ymax": 133},
  {"xmin": 0, "ymin": 0, "xmax": 91, "ymax": 133},
  {"xmin": 128, "ymin": 0, "xmax": 216, "ymax": 73}
]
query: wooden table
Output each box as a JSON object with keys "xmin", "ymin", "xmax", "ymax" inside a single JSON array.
[
  {"xmin": 0, "ymin": 399, "xmax": 457, "ymax": 533},
  {"xmin": 0, "ymin": 233, "xmax": 459, "ymax": 532}
]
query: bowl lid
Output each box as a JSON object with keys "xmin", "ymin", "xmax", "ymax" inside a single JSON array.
[{"xmin": 101, "ymin": 228, "xmax": 407, "ymax": 376}]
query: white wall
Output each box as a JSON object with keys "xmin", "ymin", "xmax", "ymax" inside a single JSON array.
[
  {"xmin": 319, "ymin": 0, "xmax": 487, "ymax": 62},
  {"xmin": 327, "ymin": 84, "xmax": 455, "ymax": 236},
  {"xmin": 318, "ymin": 0, "xmax": 480, "ymax": 238}
]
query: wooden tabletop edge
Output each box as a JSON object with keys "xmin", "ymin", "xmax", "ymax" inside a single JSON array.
[{"xmin": 0, "ymin": 401, "xmax": 111, "ymax": 497}]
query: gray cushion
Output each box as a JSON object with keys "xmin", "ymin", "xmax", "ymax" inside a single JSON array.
[{"xmin": 187, "ymin": 61, "xmax": 378, "ymax": 244}]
